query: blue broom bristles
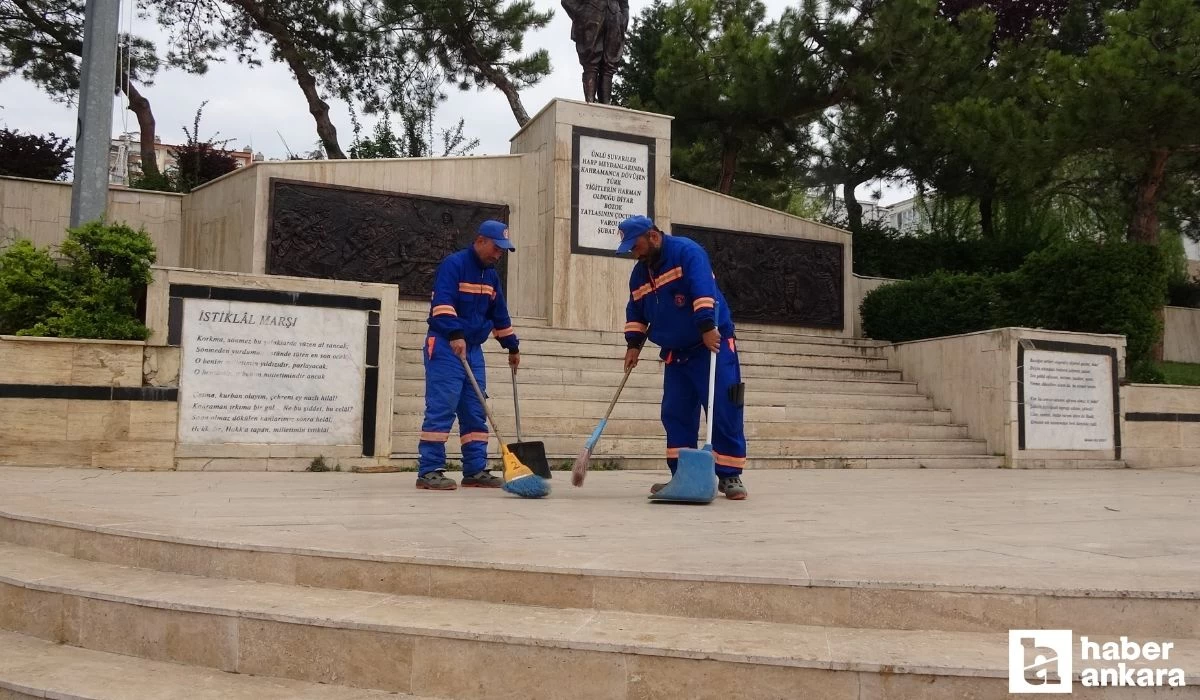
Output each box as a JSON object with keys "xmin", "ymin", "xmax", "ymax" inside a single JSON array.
[{"xmin": 503, "ymin": 473, "xmax": 551, "ymax": 499}]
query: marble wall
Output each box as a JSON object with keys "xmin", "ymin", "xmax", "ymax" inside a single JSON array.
[
  {"xmin": 886, "ymin": 328, "xmax": 1127, "ymax": 467},
  {"xmin": 0, "ymin": 176, "xmax": 183, "ymax": 266}
]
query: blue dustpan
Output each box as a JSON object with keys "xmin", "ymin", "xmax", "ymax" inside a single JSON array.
[{"xmin": 650, "ymin": 344, "xmax": 719, "ymax": 505}]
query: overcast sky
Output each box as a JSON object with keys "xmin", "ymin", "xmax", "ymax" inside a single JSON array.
[{"xmin": 0, "ymin": 0, "xmax": 908, "ymax": 205}]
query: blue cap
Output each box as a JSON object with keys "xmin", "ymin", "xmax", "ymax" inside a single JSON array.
[
  {"xmin": 616, "ymin": 215, "xmax": 655, "ymax": 254},
  {"xmin": 478, "ymin": 219, "xmax": 516, "ymax": 251}
]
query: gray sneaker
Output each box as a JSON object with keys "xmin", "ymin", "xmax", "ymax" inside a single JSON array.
[
  {"xmin": 461, "ymin": 470, "xmax": 503, "ymax": 488},
  {"xmin": 416, "ymin": 470, "xmax": 457, "ymax": 490},
  {"xmin": 719, "ymin": 475, "xmax": 748, "ymax": 500}
]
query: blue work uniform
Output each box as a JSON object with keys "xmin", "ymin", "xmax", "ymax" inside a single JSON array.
[
  {"xmin": 623, "ymin": 234, "xmax": 747, "ymax": 477},
  {"xmin": 418, "ymin": 247, "xmax": 519, "ymax": 476}
]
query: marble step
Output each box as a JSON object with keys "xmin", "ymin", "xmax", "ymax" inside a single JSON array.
[
  {"xmin": 0, "ymin": 629, "xmax": 405, "ymax": 700},
  {"xmin": 391, "ymin": 417, "xmax": 968, "ymax": 441},
  {"xmin": 394, "ymin": 376, "xmax": 929, "ymax": 401},
  {"xmin": 395, "ymin": 330, "xmax": 888, "ymax": 359},
  {"xmin": 394, "ymin": 344, "xmax": 892, "ymax": 372},
  {"xmin": 4, "ymin": 486, "xmax": 1180, "ymax": 639},
  {"xmin": 388, "ymin": 433, "xmax": 990, "ymax": 457},
  {"xmin": 386, "ymin": 453, "xmax": 1008, "ymax": 470},
  {"xmin": 7, "ymin": 543, "xmax": 1193, "ymax": 699},
  {"xmin": 393, "ymin": 316, "xmax": 888, "ymax": 348},
  {"xmin": 395, "ymin": 358, "xmax": 901, "ymax": 382},
  {"xmin": 391, "ymin": 396, "xmax": 954, "ymax": 424}
]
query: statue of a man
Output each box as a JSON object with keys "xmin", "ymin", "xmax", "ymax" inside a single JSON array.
[{"xmin": 561, "ymin": 0, "xmax": 630, "ymax": 104}]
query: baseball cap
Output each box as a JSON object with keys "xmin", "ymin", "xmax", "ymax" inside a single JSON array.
[
  {"xmin": 478, "ymin": 220, "xmax": 516, "ymax": 251},
  {"xmin": 615, "ymin": 215, "xmax": 655, "ymax": 255}
]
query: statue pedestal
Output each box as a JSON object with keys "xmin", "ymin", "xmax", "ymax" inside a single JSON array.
[{"xmin": 510, "ymin": 99, "xmax": 673, "ymax": 331}]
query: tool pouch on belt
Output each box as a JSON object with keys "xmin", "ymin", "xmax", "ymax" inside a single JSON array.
[{"xmin": 727, "ymin": 382, "xmax": 745, "ymax": 406}]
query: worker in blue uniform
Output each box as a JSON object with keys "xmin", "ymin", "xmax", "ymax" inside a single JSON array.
[
  {"xmin": 616, "ymin": 215, "xmax": 748, "ymax": 500},
  {"xmin": 417, "ymin": 220, "xmax": 521, "ymax": 490}
]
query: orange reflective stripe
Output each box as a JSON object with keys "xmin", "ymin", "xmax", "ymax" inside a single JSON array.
[
  {"xmin": 666, "ymin": 448, "xmax": 681, "ymax": 459},
  {"xmin": 727, "ymin": 338, "xmax": 736, "ymax": 353},
  {"xmin": 713, "ymin": 452, "xmax": 747, "ymax": 468},
  {"xmin": 425, "ymin": 336, "xmax": 435, "ymax": 359},
  {"xmin": 664, "ymin": 351, "xmax": 673, "ymax": 365},
  {"xmin": 458, "ymin": 283, "xmax": 496, "ymax": 298},
  {"xmin": 624, "ymin": 322, "xmax": 648, "ymax": 333},
  {"xmin": 693, "ymin": 296, "xmax": 715, "ymax": 311},
  {"xmin": 420, "ymin": 431, "xmax": 450, "ymax": 442},
  {"xmin": 492, "ymin": 326, "xmax": 515, "ymax": 338},
  {"xmin": 632, "ymin": 266, "xmax": 685, "ymax": 302},
  {"xmin": 460, "ymin": 432, "xmax": 489, "ymax": 444},
  {"xmin": 432, "ymin": 305, "xmax": 457, "ymax": 317},
  {"xmin": 654, "ymin": 266, "xmax": 683, "ymax": 287}
]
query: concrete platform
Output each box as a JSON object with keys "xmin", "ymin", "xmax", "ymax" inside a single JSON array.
[
  {"xmin": 1, "ymin": 467, "xmax": 1199, "ymax": 698},
  {"xmin": 1, "ymin": 466, "xmax": 1198, "ymax": 597}
]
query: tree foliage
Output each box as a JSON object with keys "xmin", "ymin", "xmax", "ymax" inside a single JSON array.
[
  {"xmin": 0, "ymin": 0, "xmax": 184, "ymax": 180},
  {"xmin": 155, "ymin": 0, "xmax": 551, "ymax": 159},
  {"xmin": 0, "ymin": 127, "xmax": 73, "ymax": 180},
  {"xmin": 169, "ymin": 103, "xmax": 242, "ymax": 193},
  {"xmin": 1045, "ymin": 0, "xmax": 1200, "ymax": 244}
]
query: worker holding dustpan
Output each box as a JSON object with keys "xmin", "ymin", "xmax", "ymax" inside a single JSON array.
[
  {"xmin": 614, "ymin": 215, "xmax": 749, "ymax": 501},
  {"xmin": 415, "ymin": 220, "xmax": 524, "ymax": 491}
]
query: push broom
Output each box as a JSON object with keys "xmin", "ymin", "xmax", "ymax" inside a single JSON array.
[
  {"xmin": 571, "ymin": 364, "xmax": 634, "ymax": 487},
  {"xmin": 458, "ymin": 354, "xmax": 550, "ymax": 499}
]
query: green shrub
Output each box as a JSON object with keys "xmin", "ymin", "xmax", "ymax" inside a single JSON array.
[
  {"xmin": 861, "ymin": 240, "xmax": 1168, "ymax": 380},
  {"xmin": 0, "ymin": 220, "xmax": 155, "ymax": 340},
  {"xmin": 0, "ymin": 240, "xmax": 67, "ymax": 334},
  {"xmin": 860, "ymin": 271, "xmax": 1016, "ymax": 342}
]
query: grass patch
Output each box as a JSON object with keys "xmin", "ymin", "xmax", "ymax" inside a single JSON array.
[{"xmin": 1157, "ymin": 362, "xmax": 1200, "ymax": 386}]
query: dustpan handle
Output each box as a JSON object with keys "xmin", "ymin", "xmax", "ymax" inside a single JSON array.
[
  {"xmin": 459, "ymin": 352, "xmax": 505, "ymax": 446},
  {"xmin": 510, "ymin": 366, "xmax": 523, "ymax": 442}
]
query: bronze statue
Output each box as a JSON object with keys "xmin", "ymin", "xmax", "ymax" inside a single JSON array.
[{"xmin": 561, "ymin": 0, "xmax": 630, "ymax": 104}]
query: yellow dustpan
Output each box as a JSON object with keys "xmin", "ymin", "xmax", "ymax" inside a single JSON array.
[{"xmin": 458, "ymin": 354, "xmax": 550, "ymax": 498}]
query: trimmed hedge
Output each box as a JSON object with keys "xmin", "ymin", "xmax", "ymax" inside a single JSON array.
[
  {"xmin": 852, "ymin": 222, "xmax": 1044, "ymax": 279},
  {"xmin": 861, "ymin": 240, "xmax": 1168, "ymax": 381}
]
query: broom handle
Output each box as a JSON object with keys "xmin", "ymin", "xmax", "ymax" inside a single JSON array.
[
  {"xmin": 510, "ymin": 366, "xmax": 523, "ymax": 442},
  {"xmin": 459, "ymin": 353, "xmax": 506, "ymax": 446},
  {"xmin": 704, "ymin": 302, "xmax": 719, "ymax": 448},
  {"xmin": 705, "ymin": 347, "xmax": 717, "ymax": 448},
  {"xmin": 603, "ymin": 365, "xmax": 634, "ymax": 422}
]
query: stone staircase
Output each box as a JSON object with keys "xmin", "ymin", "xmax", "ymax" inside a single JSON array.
[
  {"xmin": 390, "ymin": 306, "xmax": 1003, "ymax": 469},
  {"xmin": 1, "ymin": 497, "xmax": 1195, "ymax": 699}
]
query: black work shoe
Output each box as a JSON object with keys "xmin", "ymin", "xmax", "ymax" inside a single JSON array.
[
  {"xmin": 650, "ymin": 482, "xmax": 668, "ymax": 495},
  {"xmin": 461, "ymin": 470, "xmax": 503, "ymax": 488},
  {"xmin": 719, "ymin": 475, "xmax": 748, "ymax": 500},
  {"xmin": 415, "ymin": 470, "xmax": 457, "ymax": 490}
]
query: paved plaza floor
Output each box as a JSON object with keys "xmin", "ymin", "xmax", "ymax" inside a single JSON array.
[{"xmin": 1, "ymin": 466, "xmax": 1198, "ymax": 596}]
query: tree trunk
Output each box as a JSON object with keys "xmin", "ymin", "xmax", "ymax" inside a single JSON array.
[
  {"xmin": 1128, "ymin": 148, "xmax": 1172, "ymax": 366},
  {"xmin": 717, "ymin": 136, "xmax": 739, "ymax": 195},
  {"xmin": 122, "ymin": 81, "xmax": 161, "ymax": 181},
  {"xmin": 291, "ymin": 64, "xmax": 346, "ymax": 159},
  {"xmin": 843, "ymin": 180, "xmax": 863, "ymax": 233},
  {"xmin": 1128, "ymin": 148, "xmax": 1171, "ymax": 245},
  {"xmin": 226, "ymin": 0, "xmax": 346, "ymax": 159},
  {"xmin": 979, "ymin": 194, "xmax": 995, "ymax": 239}
]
